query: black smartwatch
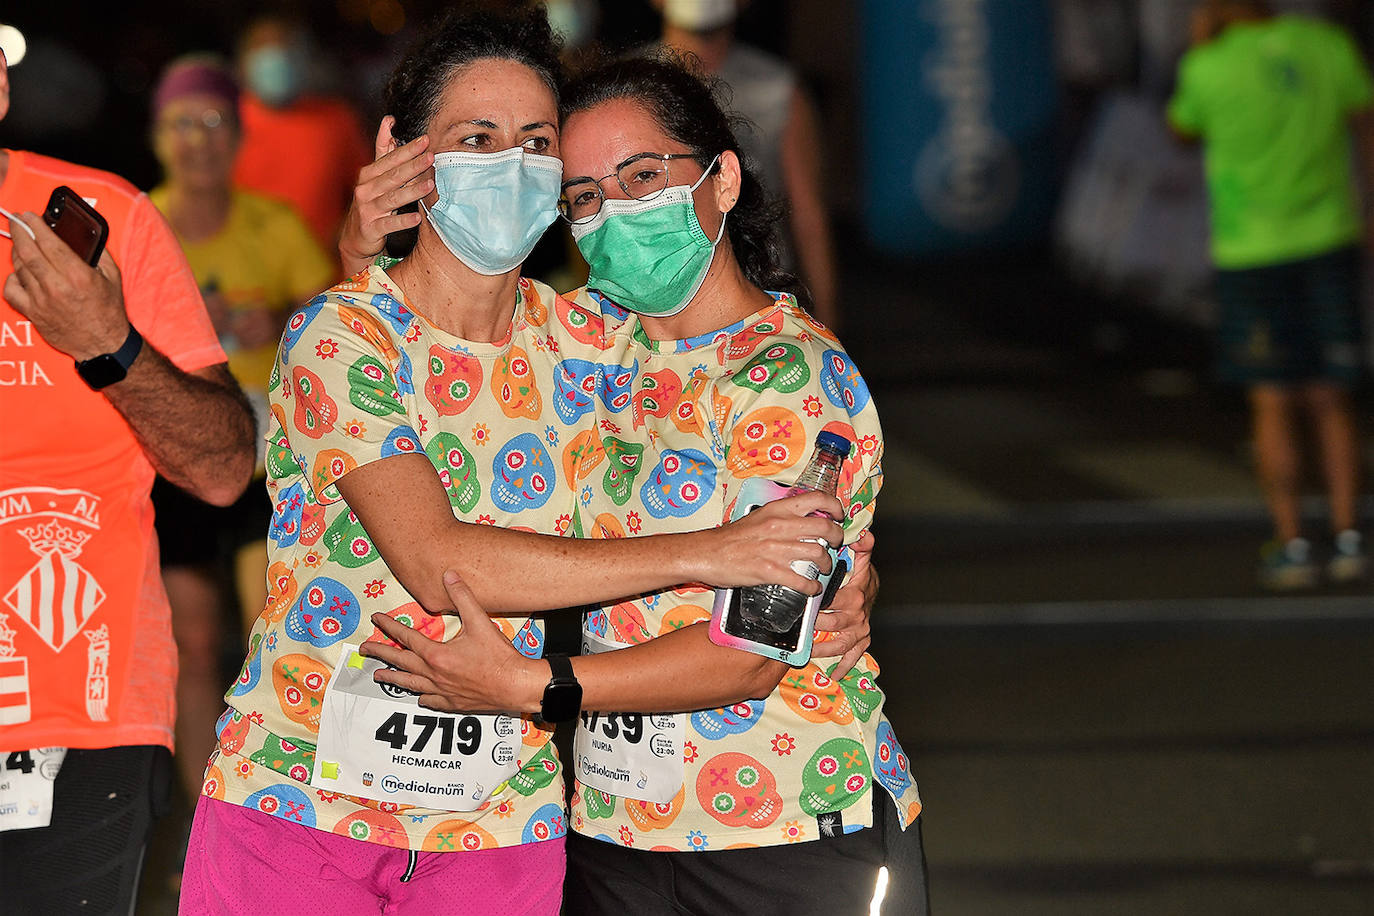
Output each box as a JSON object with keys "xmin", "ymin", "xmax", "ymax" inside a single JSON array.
[
  {"xmin": 539, "ymin": 654, "xmax": 582, "ymax": 724},
  {"xmin": 75, "ymin": 326, "xmax": 143, "ymax": 390}
]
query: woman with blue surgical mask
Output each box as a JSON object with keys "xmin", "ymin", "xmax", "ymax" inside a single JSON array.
[
  {"xmin": 184, "ymin": 9, "xmax": 873, "ymax": 914},
  {"xmin": 341, "ymin": 49, "xmax": 928, "ymax": 916}
]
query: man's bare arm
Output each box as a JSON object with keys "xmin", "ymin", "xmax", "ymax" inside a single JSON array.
[{"xmin": 5, "ymin": 211, "xmax": 255, "ymax": 506}]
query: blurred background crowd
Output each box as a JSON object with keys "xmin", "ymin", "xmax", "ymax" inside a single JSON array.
[{"xmin": 2, "ymin": 1, "xmax": 1372, "ymax": 913}]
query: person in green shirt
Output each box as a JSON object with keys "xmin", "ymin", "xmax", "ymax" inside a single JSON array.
[{"xmin": 1168, "ymin": 0, "xmax": 1374, "ymax": 589}]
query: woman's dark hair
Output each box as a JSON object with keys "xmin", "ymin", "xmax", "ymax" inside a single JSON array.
[
  {"xmin": 561, "ymin": 52, "xmax": 799, "ymax": 299},
  {"xmin": 386, "ymin": 4, "xmax": 563, "ymax": 145},
  {"xmin": 381, "ymin": 3, "xmax": 563, "ymax": 256}
]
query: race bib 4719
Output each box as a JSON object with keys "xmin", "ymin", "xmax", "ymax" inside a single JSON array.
[{"xmin": 312, "ymin": 646, "xmax": 523, "ymax": 811}]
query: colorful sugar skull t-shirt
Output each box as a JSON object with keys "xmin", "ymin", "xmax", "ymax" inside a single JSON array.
[
  {"xmin": 204, "ymin": 266, "xmax": 604, "ymax": 851},
  {"xmin": 566, "ymin": 290, "xmax": 923, "ymax": 852}
]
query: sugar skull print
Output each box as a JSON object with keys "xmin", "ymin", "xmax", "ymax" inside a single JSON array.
[
  {"xmin": 734, "ymin": 342, "xmax": 810, "ymax": 394},
  {"xmin": 244, "ymin": 783, "xmax": 317, "ymax": 827},
  {"xmin": 228, "ymin": 633, "xmax": 264, "ymax": 697},
  {"xmin": 556, "ymin": 291, "xmax": 603, "ymax": 347},
  {"xmin": 292, "ymin": 366, "xmax": 338, "ymax": 439},
  {"xmin": 346, "ymin": 355, "xmax": 406, "ymax": 418},
  {"xmin": 697, "ymin": 752, "xmax": 783, "ymax": 829},
  {"xmin": 491, "ymin": 345, "xmax": 541, "ymax": 419},
  {"xmin": 367, "ymin": 291, "xmax": 414, "ymax": 335},
  {"xmin": 552, "ymin": 357, "xmax": 599, "ymax": 424},
  {"xmin": 873, "ymin": 722, "xmax": 913, "ymax": 796},
  {"xmin": 269, "ymin": 482, "xmax": 308, "ymax": 548},
  {"xmin": 633, "ymin": 368, "xmax": 682, "ymax": 427},
  {"xmin": 837, "ymin": 662, "xmax": 883, "ymax": 722},
  {"xmin": 726, "ymin": 406, "xmax": 806, "ymax": 479},
  {"xmin": 512, "ymin": 617, "xmax": 545, "ymax": 659},
  {"xmin": 691, "ymin": 700, "xmax": 766, "ymax": 740},
  {"xmin": 601, "ymin": 437, "xmax": 644, "ymax": 506},
  {"xmin": 669, "ymin": 370, "xmax": 710, "ymax": 437},
  {"xmin": 598, "ymin": 359, "xmax": 636, "ymax": 413},
  {"xmin": 249, "ymin": 735, "xmax": 316, "ymax": 784},
  {"xmin": 562, "ymin": 429, "xmax": 605, "ymax": 484},
  {"xmin": 311, "ymin": 448, "xmax": 359, "ymax": 499},
  {"xmin": 425, "ymin": 345, "xmax": 483, "ymax": 416},
  {"xmin": 780, "ymin": 667, "xmax": 854, "ymax": 725},
  {"xmin": 640, "ymin": 448, "xmax": 716, "ymax": 519},
  {"xmin": 336, "ymin": 301, "xmax": 401, "ymax": 364},
  {"xmin": 624, "ymin": 786, "xmax": 685, "ymax": 832},
  {"xmin": 490, "ymin": 433, "xmax": 554, "ymax": 513},
  {"xmin": 717, "ymin": 312, "xmax": 783, "ymax": 364},
  {"xmin": 521, "ymin": 802, "xmax": 567, "ymax": 844},
  {"xmin": 380, "ymin": 426, "xmax": 423, "ymax": 459},
  {"xmin": 272, "ymin": 653, "xmax": 332, "ymax": 732},
  {"xmin": 425, "ymin": 431, "xmax": 481, "ymax": 513},
  {"xmin": 819, "ymin": 349, "xmax": 872, "ymax": 416},
  {"xmin": 279, "ymin": 294, "xmax": 325, "ymax": 361},
  {"xmin": 285, "ymin": 576, "xmax": 362, "ymax": 647},
  {"xmin": 262, "ymin": 561, "xmax": 299, "ymax": 624},
  {"xmin": 331, "ymin": 809, "xmax": 409, "ymax": 847},
  {"xmin": 799, "ymin": 738, "xmax": 870, "ymax": 817},
  {"xmin": 322, "ymin": 507, "xmax": 380, "ymax": 569},
  {"xmin": 424, "ymin": 819, "xmax": 498, "ymax": 852}
]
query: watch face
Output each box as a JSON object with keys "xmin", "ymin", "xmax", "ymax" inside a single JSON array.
[
  {"xmin": 541, "ymin": 680, "xmax": 583, "ymax": 724},
  {"xmin": 76, "ymin": 353, "xmax": 128, "ymax": 390}
]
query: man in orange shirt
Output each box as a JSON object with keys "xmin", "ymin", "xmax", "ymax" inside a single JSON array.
[
  {"xmin": 232, "ymin": 14, "xmax": 372, "ymax": 255},
  {"xmin": 0, "ymin": 48, "xmax": 255, "ymax": 913}
]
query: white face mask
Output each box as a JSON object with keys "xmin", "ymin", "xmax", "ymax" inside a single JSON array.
[{"xmin": 662, "ymin": 0, "xmax": 737, "ymax": 32}]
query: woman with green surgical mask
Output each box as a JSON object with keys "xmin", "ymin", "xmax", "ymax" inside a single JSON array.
[
  {"xmin": 186, "ymin": 9, "xmax": 877, "ymax": 915},
  {"xmin": 563, "ymin": 151, "xmax": 727, "ymax": 317},
  {"xmin": 342, "ymin": 51, "xmax": 929, "ymax": 916}
]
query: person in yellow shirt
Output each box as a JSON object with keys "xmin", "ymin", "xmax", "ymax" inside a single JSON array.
[{"xmin": 148, "ymin": 53, "xmax": 335, "ymax": 801}]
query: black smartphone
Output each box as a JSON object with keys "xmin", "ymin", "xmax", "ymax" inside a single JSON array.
[{"xmin": 44, "ymin": 186, "xmax": 109, "ymax": 266}]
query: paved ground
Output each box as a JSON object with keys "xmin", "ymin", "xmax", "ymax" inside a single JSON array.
[
  {"xmin": 136, "ymin": 240, "xmax": 1374, "ymax": 914},
  {"xmin": 844, "ymin": 246, "xmax": 1374, "ymax": 915}
]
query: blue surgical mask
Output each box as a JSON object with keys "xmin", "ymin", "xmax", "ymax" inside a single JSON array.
[
  {"xmin": 244, "ymin": 46, "xmax": 305, "ymax": 107},
  {"xmin": 421, "ymin": 147, "xmax": 562, "ymax": 276}
]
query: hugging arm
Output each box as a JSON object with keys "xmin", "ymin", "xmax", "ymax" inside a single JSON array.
[
  {"xmin": 364, "ymin": 570, "xmax": 789, "ymax": 714},
  {"xmin": 334, "ymin": 453, "xmax": 842, "ymax": 616},
  {"xmin": 361, "ymin": 531, "xmax": 879, "ymax": 714}
]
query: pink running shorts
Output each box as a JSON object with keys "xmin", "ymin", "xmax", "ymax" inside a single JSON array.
[{"xmin": 179, "ymin": 795, "xmax": 565, "ymax": 915}]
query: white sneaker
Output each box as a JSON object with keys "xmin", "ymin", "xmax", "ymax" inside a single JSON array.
[{"xmin": 1326, "ymin": 529, "xmax": 1368, "ymax": 584}]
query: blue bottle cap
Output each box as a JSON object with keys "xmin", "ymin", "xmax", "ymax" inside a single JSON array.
[{"xmin": 815, "ymin": 431, "xmax": 852, "ymax": 457}]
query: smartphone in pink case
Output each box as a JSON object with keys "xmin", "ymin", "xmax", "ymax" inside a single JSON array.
[{"xmin": 708, "ymin": 477, "xmax": 847, "ymax": 665}]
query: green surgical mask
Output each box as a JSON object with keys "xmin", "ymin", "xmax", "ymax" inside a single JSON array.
[{"xmin": 570, "ymin": 158, "xmax": 727, "ymax": 318}]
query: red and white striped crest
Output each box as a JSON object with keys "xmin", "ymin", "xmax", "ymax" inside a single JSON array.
[{"xmin": 4, "ymin": 550, "xmax": 105, "ymax": 652}]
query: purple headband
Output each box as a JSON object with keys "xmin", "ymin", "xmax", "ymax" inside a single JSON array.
[{"xmin": 153, "ymin": 59, "xmax": 240, "ymax": 119}]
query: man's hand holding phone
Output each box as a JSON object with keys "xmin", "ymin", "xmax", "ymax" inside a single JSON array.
[{"xmin": 4, "ymin": 209, "xmax": 131, "ymax": 363}]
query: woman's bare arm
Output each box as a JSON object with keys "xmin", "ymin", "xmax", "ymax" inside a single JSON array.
[{"xmin": 335, "ymin": 453, "xmax": 842, "ymax": 616}]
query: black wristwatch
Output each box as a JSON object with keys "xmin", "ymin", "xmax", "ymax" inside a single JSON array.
[
  {"xmin": 539, "ymin": 654, "xmax": 582, "ymax": 724},
  {"xmin": 75, "ymin": 326, "xmax": 143, "ymax": 390}
]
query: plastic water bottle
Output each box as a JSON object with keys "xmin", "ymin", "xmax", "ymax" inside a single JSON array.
[{"xmin": 736, "ymin": 431, "xmax": 852, "ymax": 632}]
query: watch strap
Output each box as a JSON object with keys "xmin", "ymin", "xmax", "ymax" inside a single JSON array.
[
  {"xmin": 546, "ymin": 653, "xmax": 575, "ymax": 684},
  {"xmin": 75, "ymin": 325, "xmax": 143, "ymax": 389},
  {"xmin": 110, "ymin": 324, "xmax": 144, "ymax": 369}
]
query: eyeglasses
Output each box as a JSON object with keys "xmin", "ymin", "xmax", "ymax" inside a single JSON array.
[
  {"xmin": 159, "ymin": 110, "xmax": 234, "ymax": 136},
  {"xmin": 558, "ymin": 153, "xmax": 712, "ymax": 224}
]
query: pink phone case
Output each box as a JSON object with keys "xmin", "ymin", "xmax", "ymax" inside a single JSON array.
[{"xmin": 708, "ymin": 478, "xmax": 843, "ymax": 665}]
